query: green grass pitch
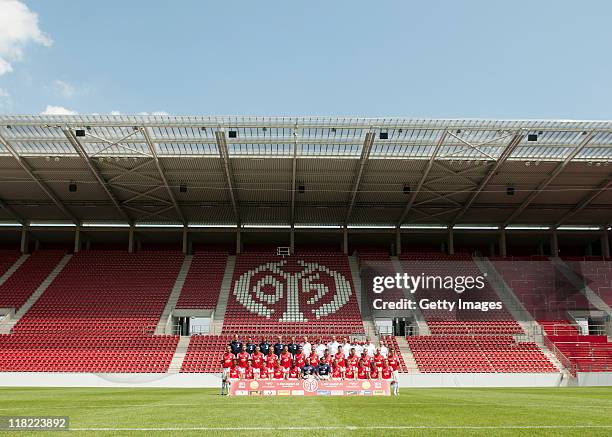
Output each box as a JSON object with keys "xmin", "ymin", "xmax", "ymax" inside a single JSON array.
[{"xmin": 1, "ymin": 387, "xmax": 611, "ymax": 436}]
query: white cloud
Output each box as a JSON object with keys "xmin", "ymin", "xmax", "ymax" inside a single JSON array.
[
  {"xmin": 41, "ymin": 105, "xmax": 78, "ymax": 115},
  {"xmin": 109, "ymin": 110, "xmax": 122, "ymax": 115},
  {"xmin": 0, "ymin": 0, "xmax": 52, "ymax": 75},
  {"xmin": 52, "ymin": 79, "xmax": 75, "ymax": 98},
  {"xmin": 0, "ymin": 88, "xmax": 11, "ymax": 110}
]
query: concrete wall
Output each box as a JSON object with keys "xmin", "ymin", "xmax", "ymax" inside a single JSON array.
[
  {"xmin": 576, "ymin": 372, "xmax": 612, "ymax": 386},
  {"xmin": 0, "ymin": 372, "xmax": 571, "ymax": 388},
  {"xmin": 397, "ymin": 372, "xmax": 562, "ymax": 388},
  {"xmin": 1, "ymin": 371, "xmax": 609, "ymax": 388},
  {"xmin": 0, "ymin": 372, "xmax": 222, "ymax": 388}
]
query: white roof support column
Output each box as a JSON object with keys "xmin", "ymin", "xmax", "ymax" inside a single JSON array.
[
  {"xmin": 182, "ymin": 227, "xmax": 189, "ymax": 255},
  {"xmin": 344, "ymin": 132, "xmax": 374, "ymax": 226},
  {"xmin": 601, "ymin": 230, "xmax": 610, "ymax": 259},
  {"xmin": 499, "ymin": 230, "xmax": 507, "ymax": 257},
  {"xmin": 504, "ymin": 132, "xmax": 596, "ymax": 227},
  {"xmin": 0, "ymin": 132, "xmax": 80, "ymax": 225},
  {"xmin": 74, "ymin": 227, "xmax": 81, "ymax": 253},
  {"xmin": 451, "ymin": 133, "xmax": 523, "ymax": 226},
  {"xmin": 395, "ymin": 228, "xmax": 402, "ymax": 256},
  {"xmin": 397, "ymin": 131, "xmax": 448, "ymax": 226},
  {"xmin": 20, "ymin": 226, "xmax": 29, "ymax": 254},
  {"xmin": 142, "ymin": 127, "xmax": 186, "ymax": 224},
  {"xmin": 215, "ymin": 130, "xmax": 240, "ymax": 226},
  {"xmin": 550, "ymin": 231, "xmax": 559, "ymax": 257},
  {"xmin": 128, "ymin": 225, "xmax": 135, "ymax": 253},
  {"xmin": 63, "ymin": 127, "xmax": 132, "ymax": 224}
]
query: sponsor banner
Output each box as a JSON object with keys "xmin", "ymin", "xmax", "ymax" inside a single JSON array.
[{"xmin": 230, "ymin": 379, "xmax": 391, "ymax": 396}]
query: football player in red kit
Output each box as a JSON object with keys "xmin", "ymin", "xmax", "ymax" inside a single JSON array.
[
  {"xmin": 237, "ymin": 345, "xmax": 250, "ymax": 368},
  {"xmin": 373, "ymin": 349, "xmax": 385, "ymax": 370},
  {"xmin": 308, "ymin": 351, "xmax": 319, "ymax": 366},
  {"xmin": 369, "ymin": 363, "xmax": 379, "ymax": 379},
  {"xmin": 387, "ymin": 350, "xmax": 399, "ymax": 372},
  {"xmin": 382, "ymin": 359, "xmax": 399, "ymax": 396},
  {"xmin": 263, "ymin": 362, "xmax": 275, "ymax": 380},
  {"xmin": 322, "ymin": 350, "xmax": 334, "ymax": 366},
  {"xmin": 220, "ymin": 345, "xmax": 234, "ymax": 395},
  {"xmin": 251, "ymin": 345, "xmax": 264, "ymax": 378},
  {"xmin": 345, "ymin": 363, "xmax": 356, "ymax": 380},
  {"xmin": 360, "ymin": 351, "xmax": 372, "ymax": 369},
  {"xmin": 223, "ymin": 357, "xmax": 239, "ymax": 395},
  {"xmin": 331, "ymin": 361, "xmax": 344, "ymax": 380},
  {"xmin": 288, "ymin": 360, "xmax": 301, "ymax": 379},
  {"xmin": 273, "ymin": 361, "xmax": 284, "ymax": 379},
  {"xmin": 294, "ymin": 346, "xmax": 306, "ymax": 368},
  {"xmin": 243, "ymin": 361, "xmax": 255, "ymax": 380},
  {"xmin": 229, "ymin": 361, "xmax": 240, "ymax": 380},
  {"xmin": 334, "ymin": 346, "xmax": 346, "ymax": 368},
  {"xmin": 347, "ymin": 348, "xmax": 359, "ymax": 369},
  {"xmin": 266, "ymin": 348, "xmax": 277, "ymax": 369},
  {"xmin": 279, "ymin": 345, "xmax": 293, "ymax": 369},
  {"xmin": 380, "ymin": 361, "xmax": 393, "ymax": 380},
  {"xmin": 357, "ymin": 361, "xmax": 369, "ymax": 380}
]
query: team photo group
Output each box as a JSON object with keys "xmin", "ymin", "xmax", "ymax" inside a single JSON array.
[{"xmin": 221, "ymin": 335, "xmax": 400, "ymax": 395}]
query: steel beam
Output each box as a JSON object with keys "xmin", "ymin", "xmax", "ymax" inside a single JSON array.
[
  {"xmin": 555, "ymin": 175, "xmax": 612, "ymax": 227},
  {"xmin": 0, "ymin": 198, "xmax": 25, "ymax": 225},
  {"xmin": 503, "ymin": 132, "xmax": 595, "ymax": 227},
  {"xmin": 215, "ymin": 130, "xmax": 240, "ymax": 225},
  {"xmin": 290, "ymin": 123, "xmax": 298, "ymax": 226},
  {"xmin": 415, "ymin": 187, "xmax": 463, "ymax": 207},
  {"xmin": 0, "ymin": 131, "xmax": 80, "ymax": 224},
  {"xmin": 63, "ymin": 128, "xmax": 132, "ymax": 224},
  {"xmin": 142, "ymin": 127, "xmax": 186, "ymax": 224},
  {"xmin": 4, "ymin": 117, "xmax": 612, "ymax": 133},
  {"xmin": 451, "ymin": 133, "xmax": 524, "ymax": 226},
  {"xmin": 396, "ymin": 132, "xmax": 449, "ymax": 226},
  {"xmin": 344, "ymin": 132, "xmax": 375, "ymax": 225}
]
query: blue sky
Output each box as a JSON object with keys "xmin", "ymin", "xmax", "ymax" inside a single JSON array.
[{"xmin": 1, "ymin": 0, "xmax": 611, "ymax": 118}]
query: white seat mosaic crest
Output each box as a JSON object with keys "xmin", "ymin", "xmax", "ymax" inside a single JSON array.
[{"xmin": 232, "ymin": 260, "xmax": 353, "ymax": 322}]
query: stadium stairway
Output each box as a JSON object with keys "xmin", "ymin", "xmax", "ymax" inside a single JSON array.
[
  {"xmin": 211, "ymin": 255, "xmax": 235, "ymax": 333},
  {"xmin": 348, "ymin": 255, "xmax": 377, "ymax": 339},
  {"xmin": 391, "ymin": 257, "xmax": 431, "ymax": 335},
  {"xmin": 167, "ymin": 336, "xmax": 191, "ymax": 374},
  {"xmin": 395, "ymin": 336, "xmax": 421, "ymax": 373},
  {"xmin": 477, "ymin": 257, "xmax": 573, "ymax": 380},
  {"xmin": 550, "ymin": 257, "xmax": 612, "ymax": 318},
  {"xmin": 0, "ymin": 254, "xmax": 72, "ymax": 334},
  {"xmin": 474, "ymin": 257, "xmax": 543, "ymax": 335},
  {"xmin": 155, "ymin": 255, "xmax": 192, "ymax": 335},
  {"xmin": 0, "ymin": 254, "xmax": 29, "ymax": 287}
]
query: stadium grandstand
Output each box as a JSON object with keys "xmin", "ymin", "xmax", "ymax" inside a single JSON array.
[{"xmin": 0, "ymin": 115, "xmax": 611, "ymax": 387}]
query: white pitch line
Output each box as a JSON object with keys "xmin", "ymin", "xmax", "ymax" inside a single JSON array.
[{"xmin": 71, "ymin": 425, "xmax": 612, "ymax": 431}]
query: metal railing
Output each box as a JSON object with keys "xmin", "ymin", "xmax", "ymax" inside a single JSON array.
[
  {"xmin": 540, "ymin": 323, "xmax": 607, "ymax": 336},
  {"xmin": 543, "ymin": 334, "xmax": 576, "ymax": 376}
]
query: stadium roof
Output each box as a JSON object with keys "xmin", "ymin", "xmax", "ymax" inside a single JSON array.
[{"xmin": 0, "ymin": 115, "xmax": 611, "ymax": 230}]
